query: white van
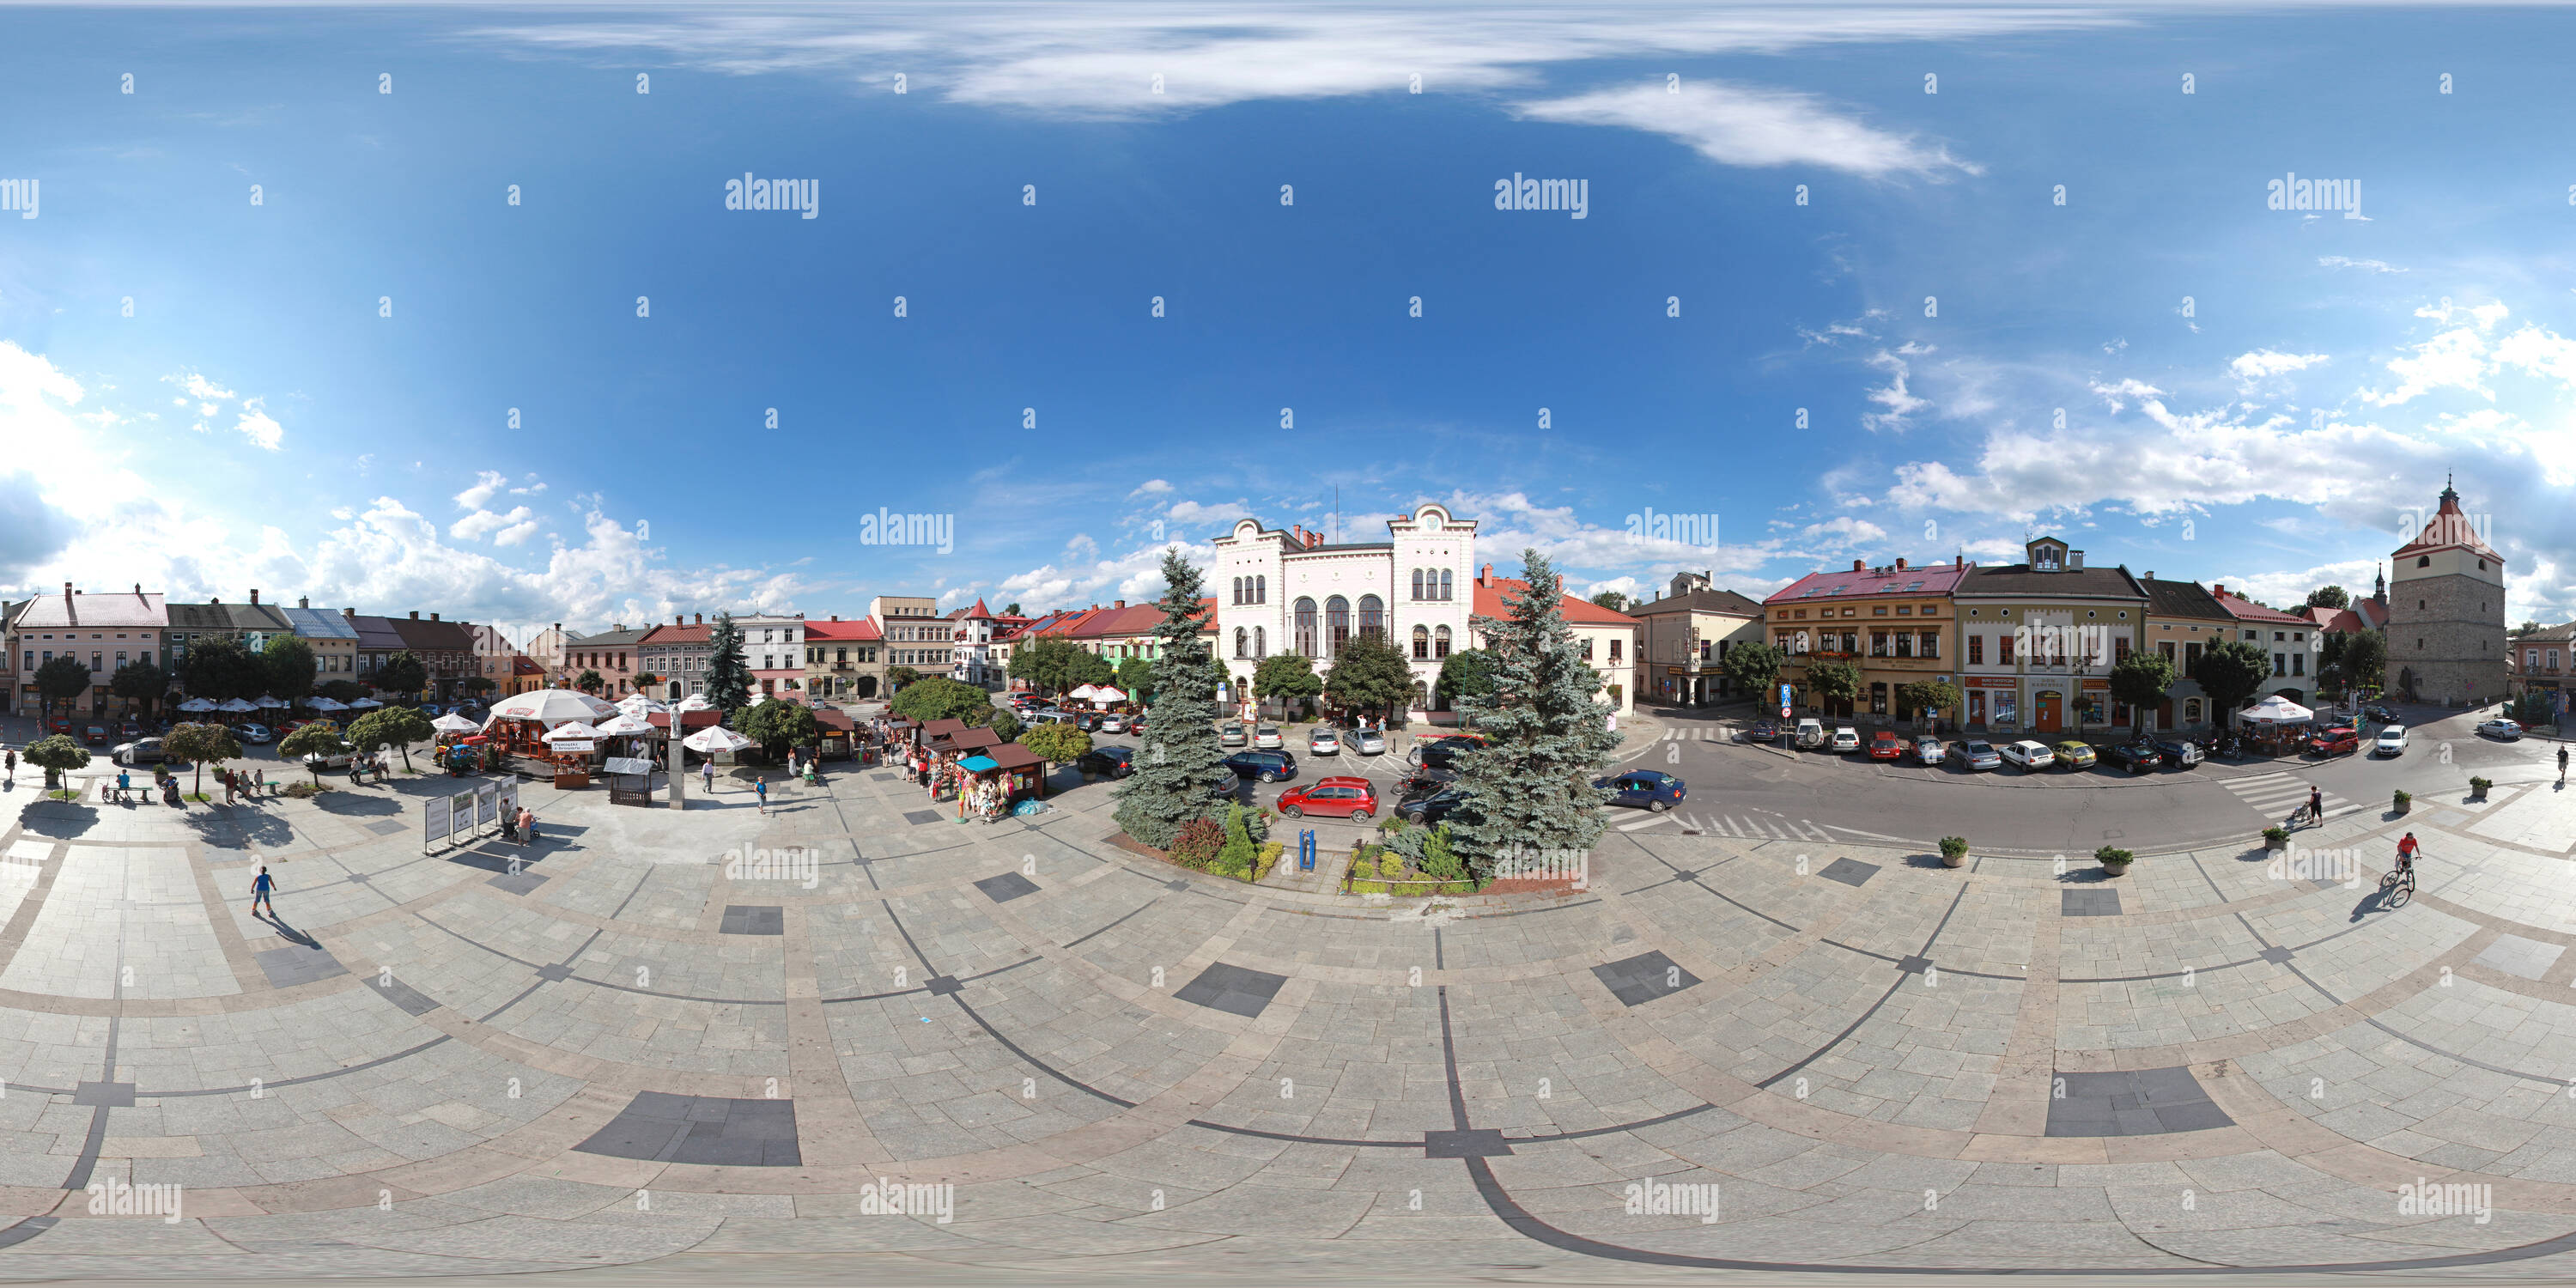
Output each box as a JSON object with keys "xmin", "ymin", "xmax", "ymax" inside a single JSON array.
[{"xmin": 1794, "ymin": 718, "xmax": 1826, "ymax": 750}]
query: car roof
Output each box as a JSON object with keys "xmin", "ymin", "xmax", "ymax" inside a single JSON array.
[{"xmin": 1314, "ymin": 775, "xmax": 1372, "ymax": 789}]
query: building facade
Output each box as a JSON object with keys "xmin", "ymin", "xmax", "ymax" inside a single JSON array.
[
  {"xmin": 739, "ymin": 614, "xmax": 806, "ymax": 697},
  {"xmin": 640, "ymin": 615, "xmax": 713, "ymax": 696},
  {"xmin": 563, "ymin": 624, "xmax": 651, "ymax": 696},
  {"xmin": 1627, "ymin": 572, "xmax": 1767, "ymax": 708},
  {"xmin": 2385, "ymin": 482, "xmax": 2508, "ymax": 707},
  {"xmin": 280, "ymin": 599, "xmax": 360, "ymax": 682},
  {"xmin": 1209, "ymin": 502, "xmax": 1479, "ymax": 714},
  {"xmin": 1765, "ymin": 557, "xmax": 1968, "ymax": 726},
  {"xmin": 872, "ymin": 596, "xmax": 949, "ymax": 677},
  {"xmin": 2137, "ymin": 576, "xmax": 2233, "ymax": 733},
  {"xmin": 9, "ymin": 583, "xmax": 167, "ymax": 717},
  {"xmin": 1471, "ymin": 568, "xmax": 1639, "ymax": 714},
  {"xmin": 1953, "ymin": 539, "xmax": 2147, "ymax": 736},
  {"xmin": 391, "ymin": 611, "xmax": 478, "ymax": 700},
  {"xmin": 2209, "ymin": 586, "xmax": 2319, "ymax": 708},
  {"xmin": 804, "ymin": 616, "xmax": 881, "ymax": 699}
]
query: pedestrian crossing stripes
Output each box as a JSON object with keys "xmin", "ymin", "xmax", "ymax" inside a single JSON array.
[
  {"xmin": 1660, "ymin": 727, "xmax": 1728, "ymax": 740},
  {"xmin": 2221, "ymin": 771, "xmax": 2369, "ymax": 823},
  {"xmin": 1650, "ymin": 811, "xmax": 1834, "ymax": 841}
]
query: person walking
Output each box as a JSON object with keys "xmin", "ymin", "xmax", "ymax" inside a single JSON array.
[
  {"xmin": 253, "ymin": 767, "xmax": 266, "ymax": 797},
  {"xmin": 3, "ymin": 748, "xmax": 15, "ymax": 781},
  {"xmin": 756, "ymin": 776, "xmax": 769, "ymax": 815},
  {"xmin": 2561, "ymin": 744, "xmax": 2568, "ymax": 783},
  {"xmin": 250, "ymin": 866, "xmax": 276, "ymax": 918},
  {"xmin": 701, "ymin": 759, "xmax": 715, "ymax": 795}
]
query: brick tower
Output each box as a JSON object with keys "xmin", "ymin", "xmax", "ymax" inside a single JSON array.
[{"xmin": 2384, "ymin": 478, "xmax": 2506, "ymax": 707}]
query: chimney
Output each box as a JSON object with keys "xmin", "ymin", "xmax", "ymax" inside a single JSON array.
[
  {"xmin": 249, "ymin": 589, "xmax": 259, "ymax": 605},
  {"xmin": 133, "ymin": 583, "xmax": 141, "ymax": 595},
  {"xmin": 410, "ymin": 611, "xmax": 420, "ymax": 620},
  {"xmin": 343, "ymin": 608, "xmax": 355, "ymax": 619},
  {"xmin": 1481, "ymin": 563, "xmax": 1493, "ymax": 582},
  {"xmin": 430, "ymin": 613, "xmax": 440, "ymax": 621},
  {"xmin": 63, "ymin": 581, "xmax": 72, "ymax": 606},
  {"xmin": 829, "ymin": 614, "xmax": 838, "ymax": 621},
  {"xmin": 1895, "ymin": 557, "xmax": 1907, "ymax": 571},
  {"xmin": 695, "ymin": 613, "xmax": 702, "ymax": 624},
  {"xmin": 2069, "ymin": 550, "xmax": 2084, "ymax": 570},
  {"xmin": 1114, "ymin": 599, "xmax": 1126, "ymax": 610},
  {"xmin": 2212, "ymin": 584, "xmax": 2225, "ymax": 598},
  {"xmin": 1852, "ymin": 559, "xmax": 1865, "ymax": 572},
  {"xmin": 2144, "ymin": 571, "xmax": 2154, "ymax": 582}
]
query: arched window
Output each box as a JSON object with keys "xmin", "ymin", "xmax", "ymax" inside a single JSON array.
[
  {"xmin": 2185, "ymin": 697, "xmax": 2202, "ymax": 724},
  {"xmin": 1434, "ymin": 625, "xmax": 1452, "ymax": 658},
  {"xmin": 2416, "ymin": 555, "xmax": 2430, "ymax": 568},
  {"xmin": 1325, "ymin": 597, "xmax": 1351, "ymax": 656},
  {"xmin": 1293, "ymin": 598, "xmax": 1318, "ymax": 656},
  {"xmin": 1234, "ymin": 627, "xmax": 1248, "ymax": 659},
  {"xmin": 1255, "ymin": 575, "xmax": 1266, "ymax": 603},
  {"xmin": 1440, "ymin": 568, "xmax": 1454, "ymax": 600},
  {"xmin": 1358, "ymin": 595, "xmax": 1383, "ymax": 640},
  {"xmin": 1253, "ymin": 626, "xmax": 1266, "ymax": 658},
  {"xmin": 1412, "ymin": 624, "xmax": 1431, "ymax": 659},
  {"xmin": 1412, "ymin": 568, "xmax": 1425, "ymax": 600},
  {"xmin": 1412, "ymin": 679, "xmax": 1430, "ymax": 710}
]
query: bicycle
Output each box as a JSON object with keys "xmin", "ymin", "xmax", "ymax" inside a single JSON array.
[{"xmin": 2379, "ymin": 854, "xmax": 2417, "ymax": 908}]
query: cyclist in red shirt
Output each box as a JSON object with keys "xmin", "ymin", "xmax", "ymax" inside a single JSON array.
[{"xmin": 2396, "ymin": 832, "xmax": 2419, "ymax": 872}]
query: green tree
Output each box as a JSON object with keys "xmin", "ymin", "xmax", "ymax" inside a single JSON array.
[
  {"xmin": 1446, "ymin": 550, "xmax": 1622, "ymax": 884},
  {"xmin": 1435, "ymin": 648, "xmax": 1496, "ymax": 706},
  {"xmin": 2108, "ymin": 651, "xmax": 2178, "ymax": 733},
  {"xmin": 1004, "ymin": 602, "xmax": 1022, "ymax": 617},
  {"xmin": 346, "ymin": 705, "xmax": 435, "ymax": 772},
  {"xmin": 702, "ymin": 613, "xmax": 754, "ymax": 712},
  {"xmin": 34, "ymin": 654, "xmax": 92, "ymax": 719},
  {"xmin": 890, "ymin": 677, "xmax": 998, "ymax": 724},
  {"xmin": 1007, "ymin": 637, "xmax": 1079, "ymax": 695},
  {"xmin": 21, "ymin": 733, "xmax": 90, "ymax": 789},
  {"xmin": 461, "ymin": 675, "xmax": 496, "ymax": 697},
  {"xmin": 1253, "ymin": 653, "xmax": 1323, "ymax": 715},
  {"xmin": 2341, "ymin": 629, "xmax": 2388, "ymax": 693},
  {"xmin": 1113, "ymin": 549, "xmax": 1230, "ymax": 848},
  {"xmin": 1115, "ymin": 656, "xmax": 1154, "ymax": 706},
  {"xmin": 1020, "ymin": 720, "xmax": 1092, "ymax": 768},
  {"xmin": 1722, "ymin": 641, "xmax": 1785, "ymax": 706},
  {"xmin": 1894, "ymin": 678, "xmax": 1963, "ymax": 727},
  {"xmin": 318, "ymin": 678, "xmax": 369, "ymax": 704},
  {"xmin": 1322, "ymin": 630, "xmax": 1414, "ymax": 724},
  {"xmin": 1804, "ymin": 659, "xmax": 1862, "ymax": 714},
  {"xmin": 261, "ymin": 636, "xmax": 318, "ymax": 707},
  {"xmin": 375, "ymin": 650, "xmax": 428, "ymax": 699},
  {"xmin": 2191, "ymin": 639, "xmax": 2272, "ymax": 721},
  {"xmin": 738, "ymin": 699, "xmax": 820, "ymax": 759},
  {"xmin": 574, "ymin": 669, "xmax": 605, "ymax": 694},
  {"xmin": 2306, "ymin": 585, "xmax": 2351, "ymax": 611},
  {"xmin": 976, "ymin": 706, "xmax": 1023, "ymax": 742},
  {"xmin": 1589, "ymin": 590, "xmax": 1631, "ymax": 613},
  {"xmin": 179, "ymin": 635, "xmax": 261, "ymax": 702},
  {"xmin": 161, "ymin": 721, "xmax": 242, "ymax": 798},
  {"xmin": 886, "ymin": 665, "xmax": 922, "ymax": 690},
  {"xmin": 1213, "ymin": 800, "xmax": 1257, "ymax": 878},
  {"xmin": 2514, "ymin": 620, "xmax": 2542, "ymax": 638},
  {"xmin": 1069, "ymin": 650, "xmax": 1115, "ymax": 690},
  {"xmin": 279, "ymin": 719, "xmax": 349, "ymax": 785},
  {"xmin": 111, "ymin": 659, "xmax": 168, "ymax": 720},
  {"xmin": 2319, "ymin": 629, "xmax": 2348, "ymax": 689}
]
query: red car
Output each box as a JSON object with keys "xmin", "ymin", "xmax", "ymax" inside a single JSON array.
[
  {"xmin": 1276, "ymin": 775, "xmax": 1380, "ymax": 821},
  {"xmin": 2308, "ymin": 726, "xmax": 2360, "ymax": 756},
  {"xmin": 1868, "ymin": 731, "xmax": 1905, "ymax": 761},
  {"xmin": 45, "ymin": 717, "xmax": 72, "ymax": 736},
  {"xmin": 82, "ymin": 724, "xmax": 111, "ymax": 744}
]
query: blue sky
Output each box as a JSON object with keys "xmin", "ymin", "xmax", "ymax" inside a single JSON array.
[{"xmin": 4, "ymin": 2, "xmax": 2574, "ymax": 640}]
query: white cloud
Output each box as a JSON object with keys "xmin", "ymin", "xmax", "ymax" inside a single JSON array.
[
  {"xmin": 1165, "ymin": 497, "xmax": 1251, "ymax": 526},
  {"xmin": 1129, "ymin": 478, "xmax": 1173, "ymax": 495},
  {"xmin": 234, "ymin": 398, "xmax": 283, "ymax": 451},
  {"xmin": 449, "ymin": 504, "xmax": 532, "ymax": 542},
  {"xmin": 1515, "ymin": 80, "xmax": 1976, "ymax": 178},
  {"xmin": 2229, "ymin": 349, "xmax": 2327, "ymax": 382},
  {"xmin": 1800, "ymin": 515, "xmax": 1887, "ymax": 548},
  {"xmin": 1860, "ymin": 349, "xmax": 1929, "ymax": 431},
  {"xmin": 453, "ymin": 471, "xmax": 507, "ymax": 510},
  {"xmin": 2318, "ymin": 256, "xmax": 2403, "ymax": 274}
]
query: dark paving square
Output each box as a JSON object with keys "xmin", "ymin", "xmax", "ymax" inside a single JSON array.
[
  {"xmin": 2062, "ymin": 888, "xmax": 2123, "ymax": 917},
  {"xmin": 1818, "ymin": 858, "xmax": 1880, "ymax": 887},
  {"xmin": 1166, "ymin": 878, "xmax": 1192, "ymax": 890},
  {"xmin": 488, "ymin": 870, "xmax": 548, "ymax": 896},
  {"xmin": 2045, "ymin": 1065, "xmax": 2234, "ymax": 1137},
  {"xmin": 1173, "ymin": 962, "xmax": 1289, "ymax": 1018},
  {"xmin": 363, "ymin": 820, "xmax": 405, "ymax": 835},
  {"xmin": 370, "ymin": 976, "xmax": 440, "ymax": 1017},
  {"xmin": 446, "ymin": 849, "xmax": 519, "ymax": 875},
  {"xmin": 534, "ymin": 963, "xmax": 574, "ymax": 981},
  {"xmin": 574, "ymin": 1092, "xmax": 802, "ymax": 1166},
  {"xmin": 1896, "ymin": 955, "xmax": 1933, "ymax": 975},
  {"xmin": 72, "ymin": 1080, "xmax": 137, "ymax": 1108},
  {"xmin": 720, "ymin": 905, "xmax": 785, "ymax": 936},
  {"xmin": 2259, "ymin": 945, "xmax": 2296, "ymax": 963},
  {"xmin": 1592, "ymin": 950, "xmax": 1699, "ymax": 1007},
  {"xmin": 902, "ymin": 810, "xmax": 942, "ymax": 826},
  {"xmin": 1424, "ymin": 1127, "xmax": 1515, "ymax": 1158},
  {"xmin": 255, "ymin": 944, "xmax": 348, "ymax": 989},
  {"xmin": 923, "ymin": 975, "xmax": 963, "ymax": 995},
  {"xmin": 871, "ymin": 771, "xmax": 899, "ymax": 782},
  {"xmin": 973, "ymin": 872, "xmax": 1041, "ymax": 902}
]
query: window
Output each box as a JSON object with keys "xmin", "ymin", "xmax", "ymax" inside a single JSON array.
[
  {"xmin": 1868, "ymin": 681, "xmax": 1887, "ymax": 714},
  {"xmin": 1609, "ymin": 639, "xmax": 1622, "ymax": 663},
  {"xmin": 1413, "ymin": 624, "xmax": 1430, "ymax": 659},
  {"xmin": 91, "ymin": 651, "xmax": 102, "ymax": 671},
  {"xmin": 1234, "ymin": 628, "xmax": 1248, "ymax": 659},
  {"xmin": 2292, "ymin": 653, "xmax": 2304, "ymax": 677},
  {"xmin": 1294, "ymin": 598, "xmax": 1318, "ymax": 656},
  {"xmin": 1412, "ymin": 568, "xmax": 1425, "ymax": 600},
  {"xmin": 1583, "ymin": 637, "xmax": 1595, "ymax": 660},
  {"xmin": 1968, "ymin": 635, "xmax": 1983, "ymax": 665},
  {"xmin": 1893, "ymin": 631, "xmax": 1913, "ymax": 658},
  {"xmin": 2418, "ymin": 556, "xmax": 2430, "ymax": 568},
  {"xmin": 1254, "ymin": 627, "xmax": 1266, "ymax": 658},
  {"xmin": 2274, "ymin": 653, "xmax": 2287, "ymax": 677},
  {"xmin": 2158, "ymin": 641, "xmax": 2176, "ymax": 662},
  {"xmin": 1434, "ymin": 625, "xmax": 1452, "ymax": 659},
  {"xmin": 1440, "ymin": 568, "xmax": 1453, "ymax": 601},
  {"xmin": 2185, "ymin": 641, "xmax": 2202, "ymax": 669},
  {"xmin": 1873, "ymin": 606, "xmax": 1888, "ymax": 617},
  {"xmin": 1325, "ymin": 597, "xmax": 1351, "ymax": 656},
  {"xmin": 1998, "ymin": 635, "xmax": 2015, "ymax": 665},
  {"xmin": 1842, "ymin": 631, "xmax": 1859, "ymax": 653},
  {"xmin": 1870, "ymin": 631, "xmax": 1889, "ymax": 658},
  {"xmin": 1358, "ymin": 595, "xmax": 1383, "ymax": 641},
  {"xmin": 2113, "ymin": 637, "xmax": 2129, "ymax": 664},
  {"xmin": 1896, "ymin": 605, "xmax": 1911, "ymax": 616},
  {"xmin": 2185, "ymin": 698, "xmax": 2202, "ymax": 724}
]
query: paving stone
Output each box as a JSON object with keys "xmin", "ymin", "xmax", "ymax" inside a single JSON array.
[
  {"xmin": 1591, "ymin": 951, "xmax": 1700, "ymax": 1006},
  {"xmin": 1172, "ymin": 963, "xmax": 1287, "ymax": 1018},
  {"xmin": 720, "ymin": 905, "xmax": 786, "ymax": 936}
]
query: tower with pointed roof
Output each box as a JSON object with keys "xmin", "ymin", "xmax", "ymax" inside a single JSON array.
[{"xmin": 2384, "ymin": 478, "xmax": 2506, "ymax": 706}]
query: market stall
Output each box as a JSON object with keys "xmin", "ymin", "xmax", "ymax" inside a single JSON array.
[
  {"xmin": 2235, "ymin": 694, "xmax": 2315, "ymax": 756},
  {"xmin": 985, "ymin": 742, "xmax": 1048, "ymax": 803},
  {"xmin": 542, "ymin": 721, "xmax": 604, "ymax": 788},
  {"xmin": 812, "ymin": 707, "xmax": 855, "ymax": 761},
  {"xmin": 481, "ymin": 689, "xmax": 620, "ymax": 767}
]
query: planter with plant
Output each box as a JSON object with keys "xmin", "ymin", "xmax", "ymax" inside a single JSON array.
[
  {"xmin": 2393, "ymin": 788, "xmax": 2412, "ymax": 815},
  {"xmin": 1938, "ymin": 835, "xmax": 1969, "ymax": 868},
  {"xmin": 2263, "ymin": 825, "xmax": 2289, "ymax": 850},
  {"xmin": 2469, "ymin": 776, "xmax": 2491, "ymax": 801},
  {"xmin": 2096, "ymin": 845, "xmax": 2135, "ymax": 877}
]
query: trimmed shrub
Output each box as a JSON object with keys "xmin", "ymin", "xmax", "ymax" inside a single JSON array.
[{"xmin": 1169, "ymin": 817, "xmax": 1225, "ymax": 870}]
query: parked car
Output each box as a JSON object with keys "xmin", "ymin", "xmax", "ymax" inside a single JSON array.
[
  {"xmin": 1406, "ymin": 731, "xmax": 1487, "ymax": 765},
  {"xmin": 1400, "ymin": 764, "xmax": 1460, "ymax": 795},
  {"xmin": 302, "ymin": 747, "xmax": 356, "ymax": 772},
  {"xmin": 113, "ymin": 738, "xmax": 168, "ymax": 765},
  {"xmin": 2153, "ymin": 737, "xmax": 2203, "ymax": 768},
  {"xmin": 1025, "ymin": 709, "xmax": 1072, "ymax": 726},
  {"xmin": 1346, "ymin": 726, "xmax": 1388, "ymax": 756},
  {"xmin": 1412, "ymin": 739, "xmax": 1475, "ymax": 773},
  {"xmin": 2362, "ymin": 704, "xmax": 2397, "ymax": 724},
  {"xmin": 238, "ymin": 722, "xmax": 275, "ymax": 744},
  {"xmin": 2476, "ymin": 719, "xmax": 2524, "ymax": 741},
  {"xmin": 1594, "ymin": 769, "xmax": 1686, "ymax": 811},
  {"xmin": 2103, "ymin": 742, "xmax": 2164, "ymax": 774},
  {"xmin": 82, "ymin": 724, "xmax": 111, "ymax": 745},
  {"xmin": 1219, "ymin": 724, "xmax": 1248, "ymax": 747},
  {"xmin": 118, "ymin": 720, "xmax": 143, "ymax": 739},
  {"xmin": 1911, "ymin": 734, "xmax": 1945, "ymax": 764},
  {"xmin": 1396, "ymin": 784, "xmax": 1467, "ymax": 826},
  {"xmin": 1308, "ymin": 727, "xmax": 1340, "ymax": 756},
  {"xmin": 1999, "ymin": 739, "xmax": 2056, "ymax": 770},
  {"xmin": 2374, "ymin": 726, "xmax": 2409, "ymax": 756},
  {"xmin": 1278, "ymin": 776, "xmax": 1379, "ymax": 821},
  {"xmin": 1252, "ymin": 725, "xmax": 1284, "ymax": 750},
  {"xmin": 2308, "ymin": 726, "xmax": 2360, "ymax": 756},
  {"xmin": 44, "ymin": 717, "xmax": 73, "ymax": 735},
  {"xmin": 1955, "ymin": 739, "xmax": 2003, "ymax": 771},
  {"xmin": 1096, "ymin": 713, "xmax": 1127, "ymax": 734},
  {"xmin": 1222, "ymin": 750, "xmax": 1297, "ymax": 782},
  {"xmin": 1793, "ymin": 718, "xmax": 1826, "ymax": 750},
  {"xmin": 1867, "ymin": 731, "xmax": 1905, "ymax": 761},
  {"xmin": 417, "ymin": 703, "xmax": 446, "ymax": 718},
  {"xmin": 1829, "ymin": 726, "xmax": 1861, "ymax": 753},
  {"xmin": 1075, "ymin": 746, "xmax": 1134, "ymax": 779},
  {"xmin": 2051, "ymin": 740, "xmax": 2096, "ymax": 769},
  {"xmin": 1747, "ymin": 720, "xmax": 1780, "ymax": 744}
]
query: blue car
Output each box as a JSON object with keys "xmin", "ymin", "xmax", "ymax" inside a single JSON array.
[{"xmin": 1594, "ymin": 769, "xmax": 1686, "ymax": 812}]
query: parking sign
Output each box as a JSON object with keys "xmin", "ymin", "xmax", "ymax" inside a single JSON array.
[{"xmin": 1778, "ymin": 683, "xmax": 1792, "ymax": 720}]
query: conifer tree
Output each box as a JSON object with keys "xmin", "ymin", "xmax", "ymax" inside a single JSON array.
[
  {"xmin": 702, "ymin": 612, "xmax": 754, "ymax": 714},
  {"xmin": 1447, "ymin": 549, "xmax": 1623, "ymax": 884},
  {"xmin": 1114, "ymin": 549, "xmax": 1231, "ymax": 848}
]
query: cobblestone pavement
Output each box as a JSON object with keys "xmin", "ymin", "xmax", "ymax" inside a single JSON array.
[{"xmin": 6, "ymin": 754, "xmax": 2576, "ymax": 1282}]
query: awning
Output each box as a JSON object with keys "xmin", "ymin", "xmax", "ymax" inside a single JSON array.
[
  {"xmin": 603, "ymin": 756, "xmax": 654, "ymax": 775},
  {"xmin": 957, "ymin": 755, "xmax": 1000, "ymax": 773}
]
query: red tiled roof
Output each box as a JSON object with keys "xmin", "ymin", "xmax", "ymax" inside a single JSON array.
[
  {"xmin": 2393, "ymin": 487, "xmax": 2502, "ymax": 561},
  {"xmin": 804, "ymin": 617, "xmax": 881, "ymax": 641},
  {"xmin": 1765, "ymin": 562, "xmax": 1970, "ymax": 605},
  {"xmin": 1473, "ymin": 574, "xmax": 1640, "ymax": 625},
  {"xmin": 640, "ymin": 623, "xmax": 710, "ymax": 645},
  {"xmin": 2209, "ymin": 587, "xmax": 2310, "ymax": 625}
]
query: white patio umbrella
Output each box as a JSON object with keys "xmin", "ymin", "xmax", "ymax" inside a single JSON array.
[
  {"xmin": 2239, "ymin": 695, "xmax": 2314, "ymax": 726},
  {"xmin": 1089, "ymin": 685, "xmax": 1127, "ymax": 707},
  {"xmin": 595, "ymin": 713, "xmax": 657, "ymax": 737},
  {"xmin": 307, "ymin": 696, "xmax": 349, "ymax": 712},
  {"xmin": 254, "ymin": 696, "xmax": 286, "ymax": 709},
  {"xmin": 617, "ymin": 694, "xmax": 668, "ymax": 716},
  {"xmin": 676, "ymin": 694, "xmax": 714, "ymax": 713},
  {"xmin": 1068, "ymin": 683, "xmax": 1100, "ymax": 700},
  {"xmin": 544, "ymin": 721, "xmax": 604, "ymax": 744},
  {"xmin": 430, "ymin": 713, "xmax": 480, "ymax": 733},
  {"xmin": 486, "ymin": 689, "xmax": 619, "ymax": 726},
  {"xmin": 217, "ymin": 698, "xmax": 258, "ymax": 714},
  {"xmin": 178, "ymin": 697, "xmax": 217, "ymax": 713},
  {"xmin": 683, "ymin": 725, "xmax": 754, "ymax": 754},
  {"xmin": 349, "ymin": 696, "xmax": 381, "ymax": 708}
]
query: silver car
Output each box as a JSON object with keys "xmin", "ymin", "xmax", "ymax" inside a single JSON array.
[
  {"xmin": 1253, "ymin": 725, "xmax": 1283, "ymax": 750},
  {"xmin": 113, "ymin": 738, "xmax": 169, "ymax": 765},
  {"xmin": 1346, "ymin": 726, "xmax": 1388, "ymax": 756},
  {"xmin": 1955, "ymin": 739, "xmax": 2004, "ymax": 770}
]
